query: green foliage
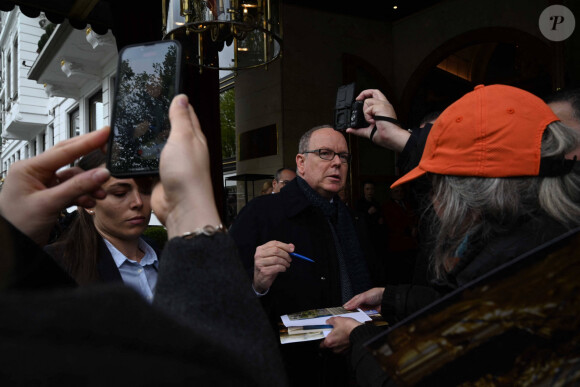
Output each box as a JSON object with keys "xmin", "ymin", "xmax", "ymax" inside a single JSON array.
[
  {"xmin": 220, "ymin": 88, "xmax": 236, "ymax": 158},
  {"xmin": 143, "ymin": 225, "xmax": 168, "ymax": 250},
  {"xmin": 37, "ymin": 23, "xmax": 56, "ymax": 53}
]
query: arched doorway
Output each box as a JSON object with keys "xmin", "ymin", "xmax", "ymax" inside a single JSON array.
[{"xmin": 401, "ymin": 27, "xmax": 555, "ymax": 127}]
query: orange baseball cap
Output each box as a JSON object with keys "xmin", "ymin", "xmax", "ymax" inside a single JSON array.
[{"xmin": 391, "ymin": 84, "xmax": 560, "ymax": 188}]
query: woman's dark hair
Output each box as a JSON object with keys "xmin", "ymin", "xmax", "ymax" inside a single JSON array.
[{"xmin": 50, "ymin": 150, "xmax": 107, "ymax": 285}]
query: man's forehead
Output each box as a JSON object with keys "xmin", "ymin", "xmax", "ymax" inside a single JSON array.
[
  {"xmin": 280, "ymin": 169, "xmax": 296, "ymax": 178},
  {"xmin": 309, "ymin": 128, "xmax": 348, "ymax": 149}
]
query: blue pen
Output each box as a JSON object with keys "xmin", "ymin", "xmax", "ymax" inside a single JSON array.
[{"xmin": 289, "ymin": 252, "xmax": 315, "ymax": 263}]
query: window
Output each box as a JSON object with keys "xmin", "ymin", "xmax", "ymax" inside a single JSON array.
[
  {"xmin": 11, "ymin": 36, "xmax": 17, "ymax": 99},
  {"xmin": 89, "ymin": 90, "xmax": 103, "ymax": 132},
  {"xmin": 47, "ymin": 125, "xmax": 54, "ymax": 148},
  {"xmin": 30, "ymin": 139, "xmax": 36, "ymax": 157},
  {"xmin": 6, "ymin": 51, "xmax": 11, "ymax": 103},
  {"xmin": 39, "ymin": 131, "xmax": 45, "ymax": 153},
  {"xmin": 69, "ymin": 108, "xmax": 80, "ymax": 138}
]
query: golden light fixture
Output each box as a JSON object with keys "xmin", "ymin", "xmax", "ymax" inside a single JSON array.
[{"xmin": 162, "ymin": 0, "xmax": 282, "ymax": 70}]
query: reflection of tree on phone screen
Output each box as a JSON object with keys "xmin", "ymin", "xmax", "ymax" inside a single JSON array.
[{"xmin": 111, "ymin": 43, "xmax": 177, "ymax": 173}]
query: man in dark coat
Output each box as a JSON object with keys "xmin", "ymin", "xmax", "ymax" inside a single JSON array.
[{"xmin": 229, "ymin": 125, "xmax": 375, "ymax": 386}]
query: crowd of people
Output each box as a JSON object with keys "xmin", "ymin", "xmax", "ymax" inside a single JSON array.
[{"xmin": 0, "ymin": 84, "xmax": 579, "ymax": 386}]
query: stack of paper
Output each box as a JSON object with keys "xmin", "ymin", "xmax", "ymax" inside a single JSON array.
[{"xmin": 279, "ymin": 307, "xmax": 372, "ymax": 344}]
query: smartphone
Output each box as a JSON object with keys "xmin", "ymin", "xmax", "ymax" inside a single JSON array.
[{"xmin": 107, "ymin": 40, "xmax": 182, "ymax": 177}]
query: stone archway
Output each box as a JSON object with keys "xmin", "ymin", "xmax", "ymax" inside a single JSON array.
[{"xmin": 399, "ymin": 27, "xmax": 555, "ymax": 127}]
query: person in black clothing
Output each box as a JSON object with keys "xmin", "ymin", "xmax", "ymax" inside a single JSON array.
[
  {"xmin": 229, "ymin": 125, "xmax": 375, "ymax": 387},
  {"xmin": 355, "ymin": 180, "xmax": 382, "ymax": 225},
  {"xmin": 319, "ymin": 85, "xmax": 580, "ymax": 386}
]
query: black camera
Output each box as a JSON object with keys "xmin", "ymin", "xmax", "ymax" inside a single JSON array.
[{"xmin": 334, "ymin": 83, "xmax": 368, "ymax": 132}]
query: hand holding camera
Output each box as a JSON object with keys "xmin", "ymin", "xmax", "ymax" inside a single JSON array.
[
  {"xmin": 335, "ymin": 86, "xmax": 410, "ymax": 153},
  {"xmin": 334, "ymin": 83, "xmax": 369, "ymax": 132}
]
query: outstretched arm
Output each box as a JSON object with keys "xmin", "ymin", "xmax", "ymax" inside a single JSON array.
[
  {"xmin": 346, "ymin": 89, "xmax": 411, "ymax": 152},
  {"xmin": 151, "ymin": 94, "xmax": 288, "ymax": 387}
]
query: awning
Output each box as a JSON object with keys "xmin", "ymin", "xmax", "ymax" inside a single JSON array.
[
  {"xmin": 0, "ymin": 0, "xmax": 162, "ymax": 49},
  {"xmin": 0, "ymin": 0, "xmax": 113, "ymax": 34}
]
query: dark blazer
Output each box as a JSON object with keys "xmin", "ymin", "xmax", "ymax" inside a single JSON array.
[{"xmin": 44, "ymin": 235, "xmax": 161, "ymax": 285}]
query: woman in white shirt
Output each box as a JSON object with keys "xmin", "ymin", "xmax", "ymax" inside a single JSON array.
[{"xmin": 45, "ymin": 150, "xmax": 159, "ymax": 301}]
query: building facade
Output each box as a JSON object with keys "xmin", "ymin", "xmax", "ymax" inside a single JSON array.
[{"xmin": 0, "ymin": 8, "xmax": 116, "ymax": 181}]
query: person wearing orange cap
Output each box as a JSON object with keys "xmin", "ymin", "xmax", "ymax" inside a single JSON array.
[{"xmin": 318, "ymin": 85, "xmax": 580, "ymax": 386}]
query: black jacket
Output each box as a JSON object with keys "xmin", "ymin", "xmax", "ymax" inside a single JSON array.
[
  {"xmin": 229, "ymin": 178, "xmax": 376, "ymax": 387},
  {"xmin": 229, "ymin": 178, "xmax": 376, "ymax": 322}
]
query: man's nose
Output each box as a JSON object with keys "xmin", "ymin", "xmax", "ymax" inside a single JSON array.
[{"xmin": 330, "ymin": 153, "xmax": 343, "ymax": 166}]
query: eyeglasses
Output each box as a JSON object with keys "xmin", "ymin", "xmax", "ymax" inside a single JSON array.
[
  {"xmin": 277, "ymin": 179, "xmax": 292, "ymax": 186},
  {"xmin": 302, "ymin": 148, "xmax": 351, "ymax": 163}
]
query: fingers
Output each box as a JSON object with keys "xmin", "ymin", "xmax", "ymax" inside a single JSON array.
[
  {"xmin": 344, "ymin": 287, "xmax": 384, "ymax": 310},
  {"xmin": 320, "ymin": 317, "xmax": 360, "ymax": 354},
  {"xmin": 326, "ymin": 316, "xmax": 338, "ymax": 326},
  {"xmin": 32, "ymin": 127, "xmax": 110, "ymax": 176},
  {"xmin": 44, "ymin": 168, "xmax": 111, "ymax": 211},
  {"xmin": 54, "ymin": 168, "xmax": 107, "ymax": 199},
  {"xmin": 168, "ymin": 94, "xmax": 205, "ymax": 145},
  {"xmin": 343, "ymin": 293, "xmax": 364, "ymax": 310},
  {"xmin": 345, "ymin": 125, "xmax": 374, "ymax": 139},
  {"xmin": 253, "ymin": 241, "xmax": 295, "ymax": 292},
  {"xmin": 356, "ymin": 89, "xmax": 387, "ymax": 101},
  {"xmin": 254, "ymin": 241, "xmax": 294, "ymax": 272},
  {"xmin": 256, "ymin": 240, "xmax": 294, "ymax": 258}
]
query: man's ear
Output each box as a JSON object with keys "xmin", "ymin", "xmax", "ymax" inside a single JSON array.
[{"xmin": 296, "ymin": 154, "xmax": 306, "ymax": 176}]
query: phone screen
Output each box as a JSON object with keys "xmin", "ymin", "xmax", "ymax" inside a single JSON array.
[{"xmin": 107, "ymin": 40, "xmax": 181, "ymax": 177}]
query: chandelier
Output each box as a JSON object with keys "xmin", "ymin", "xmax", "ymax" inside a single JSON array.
[{"xmin": 162, "ymin": 0, "xmax": 282, "ymax": 70}]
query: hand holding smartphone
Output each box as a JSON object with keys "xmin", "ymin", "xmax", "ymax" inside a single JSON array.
[{"xmin": 107, "ymin": 40, "xmax": 182, "ymax": 177}]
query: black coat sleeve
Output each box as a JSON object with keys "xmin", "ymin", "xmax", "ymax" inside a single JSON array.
[
  {"xmin": 349, "ymin": 324, "xmax": 396, "ymax": 387},
  {"xmin": 345, "ymin": 283, "xmax": 443, "ymax": 387},
  {"xmin": 153, "ymin": 234, "xmax": 288, "ymax": 387},
  {"xmin": 396, "ymin": 124, "xmax": 432, "ymax": 174},
  {"xmin": 0, "ymin": 216, "xmax": 76, "ymax": 290}
]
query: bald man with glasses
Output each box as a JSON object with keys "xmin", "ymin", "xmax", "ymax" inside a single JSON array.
[
  {"xmin": 272, "ymin": 167, "xmax": 296, "ymax": 193},
  {"xmin": 229, "ymin": 125, "xmax": 376, "ymax": 387}
]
